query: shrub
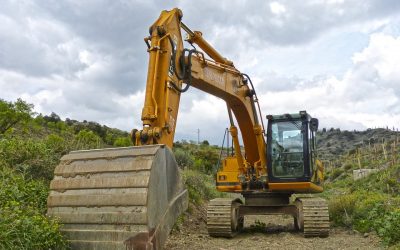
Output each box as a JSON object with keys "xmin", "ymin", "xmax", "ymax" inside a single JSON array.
[
  {"xmin": 174, "ymin": 148, "xmax": 194, "ymax": 169},
  {"xmin": 75, "ymin": 129, "xmax": 103, "ymax": 149},
  {"xmin": 329, "ymin": 190, "xmax": 400, "ymax": 246},
  {"xmin": 343, "ymin": 163, "xmax": 353, "ymax": 171},
  {"xmin": 330, "ymin": 168, "xmax": 344, "ymax": 181},
  {"xmin": 0, "ymin": 167, "xmax": 67, "ymax": 249},
  {"xmin": 0, "ymin": 138, "xmax": 59, "ymax": 181},
  {"xmin": 182, "ymin": 169, "xmax": 222, "ymax": 205},
  {"xmin": 374, "ymin": 209, "xmax": 400, "ymax": 246},
  {"xmin": 191, "ymin": 147, "xmax": 219, "ymax": 173},
  {"xmin": 113, "ymin": 137, "xmax": 131, "ymax": 147},
  {"xmin": 45, "ymin": 134, "xmax": 69, "ymax": 155},
  {"xmin": 0, "ymin": 98, "xmax": 34, "ymax": 134},
  {"xmin": 329, "ymin": 193, "xmax": 357, "ymax": 227}
]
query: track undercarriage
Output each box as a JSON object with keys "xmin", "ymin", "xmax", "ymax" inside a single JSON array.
[{"xmin": 207, "ymin": 193, "xmax": 329, "ymax": 238}]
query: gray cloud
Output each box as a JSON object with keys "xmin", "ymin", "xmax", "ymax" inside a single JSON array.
[{"xmin": 1, "ymin": 0, "xmax": 400, "ymax": 144}]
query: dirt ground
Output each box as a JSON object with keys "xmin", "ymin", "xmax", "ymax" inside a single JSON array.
[{"xmin": 165, "ymin": 204, "xmax": 383, "ymax": 250}]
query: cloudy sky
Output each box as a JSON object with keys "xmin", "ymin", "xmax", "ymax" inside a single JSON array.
[{"xmin": 1, "ymin": 0, "xmax": 400, "ymax": 144}]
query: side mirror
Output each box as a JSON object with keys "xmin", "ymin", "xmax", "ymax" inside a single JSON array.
[{"xmin": 310, "ymin": 118, "xmax": 319, "ymax": 132}]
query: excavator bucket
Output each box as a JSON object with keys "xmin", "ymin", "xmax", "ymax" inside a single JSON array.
[{"xmin": 47, "ymin": 145, "xmax": 188, "ymax": 250}]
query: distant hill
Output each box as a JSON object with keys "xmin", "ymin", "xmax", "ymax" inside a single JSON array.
[{"xmin": 317, "ymin": 128, "xmax": 400, "ymax": 161}]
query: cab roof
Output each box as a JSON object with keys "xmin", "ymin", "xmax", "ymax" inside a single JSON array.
[{"xmin": 266, "ymin": 111, "xmax": 312, "ymax": 121}]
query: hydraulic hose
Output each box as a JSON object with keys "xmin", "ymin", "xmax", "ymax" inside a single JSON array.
[{"xmin": 241, "ymin": 73, "xmax": 266, "ymax": 134}]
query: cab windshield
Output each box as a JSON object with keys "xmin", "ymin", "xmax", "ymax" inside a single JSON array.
[{"xmin": 271, "ymin": 120, "xmax": 304, "ymax": 178}]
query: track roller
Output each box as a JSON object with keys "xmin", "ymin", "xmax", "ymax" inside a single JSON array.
[
  {"xmin": 295, "ymin": 197, "xmax": 329, "ymax": 237},
  {"xmin": 206, "ymin": 198, "xmax": 243, "ymax": 238}
]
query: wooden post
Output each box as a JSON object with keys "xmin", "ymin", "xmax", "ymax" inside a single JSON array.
[
  {"xmin": 382, "ymin": 143, "xmax": 387, "ymax": 161},
  {"xmin": 392, "ymin": 142, "xmax": 396, "ymax": 165},
  {"xmin": 357, "ymin": 148, "xmax": 362, "ymax": 169}
]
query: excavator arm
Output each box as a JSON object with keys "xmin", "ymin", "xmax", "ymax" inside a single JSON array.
[{"xmin": 133, "ymin": 8, "xmax": 266, "ymax": 181}]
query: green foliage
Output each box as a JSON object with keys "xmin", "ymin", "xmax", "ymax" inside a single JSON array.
[
  {"xmin": 353, "ymin": 166, "xmax": 400, "ymax": 194},
  {"xmin": 75, "ymin": 129, "xmax": 103, "ymax": 150},
  {"xmin": 329, "ymin": 189, "xmax": 400, "ymax": 246},
  {"xmin": 374, "ymin": 209, "xmax": 400, "ymax": 246},
  {"xmin": 173, "ymin": 140, "xmax": 220, "ymax": 173},
  {"xmin": 329, "ymin": 168, "xmax": 344, "ymax": 180},
  {"xmin": 191, "ymin": 147, "xmax": 219, "ymax": 173},
  {"xmin": 0, "ymin": 138, "xmax": 60, "ymax": 181},
  {"xmin": 329, "ymin": 193, "xmax": 357, "ymax": 227},
  {"xmin": 248, "ymin": 220, "xmax": 266, "ymax": 232},
  {"xmin": 0, "ymin": 99, "xmax": 140, "ymax": 248},
  {"xmin": 113, "ymin": 137, "xmax": 132, "ymax": 147},
  {"xmin": 45, "ymin": 134, "xmax": 68, "ymax": 154},
  {"xmin": 343, "ymin": 163, "xmax": 353, "ymax": 171},
  {"xmin": 325, "ymin": 138, "xmax": 400, "ymax": 247},
  {"xmin": 0, "ymin": 98, "xmax": 34, "ymax": 134},
  {"xmin": 174, "ymin": 148, "xmax": 194, "ymax": 169},
  {"xmin": 182, "ymin": 169, "xmax": 223, "ymax": 205},
  {"xmin": 0, "ymin": 167, "xmax": 67, "ymax": 249}
]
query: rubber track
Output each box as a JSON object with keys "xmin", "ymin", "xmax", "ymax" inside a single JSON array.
[
  {"xmin": 298, "ymin": 197, "xmax": 330, "ymax": 237},
  {"xmin": 207, "ymin": 198, "xmax": 235, "ymax": 238}
]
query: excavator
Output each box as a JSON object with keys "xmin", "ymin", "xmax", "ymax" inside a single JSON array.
[{"xmin": 47, "ymin": 8, "xmax": 328, "ymax": 250}]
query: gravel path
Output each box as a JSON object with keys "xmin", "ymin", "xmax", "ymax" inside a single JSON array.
[{"xmin": 165, "ymin": 207, "xmax": 382, "ymax": 250}]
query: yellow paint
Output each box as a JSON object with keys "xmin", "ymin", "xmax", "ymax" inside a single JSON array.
[{"xmin": 135, "ymin": 8, "xmax": 326, "ymax": 197}]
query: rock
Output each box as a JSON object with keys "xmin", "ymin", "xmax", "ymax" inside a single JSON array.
[{"xmin": 363, "ymin": 233, "xmax": 369, "ymax": 238}]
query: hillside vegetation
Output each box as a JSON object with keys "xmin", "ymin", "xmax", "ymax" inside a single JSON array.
[
  {"xmin": 0, "ymin": 98, "xmax": 399, "ymax": 248},
  {"xmin": 0, "ymin": 99, "xmax": 132, "ymax": 249},
  {"xmin": 320, "ymin": 132, "xmax": 400, "ymax": 247}
]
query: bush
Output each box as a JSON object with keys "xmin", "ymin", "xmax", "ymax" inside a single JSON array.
[
  {"xmin": 113, "ymin": 137, "xmax": 131, "ymax": 147},
  {"xmin": 174, "ymin": 148, "xmax": 194, "ymax": 169},
  {"xmin": 45, "ymin": 134, "xmax": 69, "ymax": 155},
  {"xmin": 191, "ymin": 147, "xmax": 219, "ymax": 173},
  {"xmin": 343, "ymin": 163, "xmax": 353, "ymax": 171},
  {"xmin": 330, "ymin": 168, "xmax": 344, "ymax": 181},
  {"xmin": 329, "ymin": 191, "xmax": 400, "ymax": 246},
  {"xmin": 374, "ymin": 209, "xmax": 400, "ymax": 245},
  {"xmin": 0, "ymin": 98, "xmax": 33, "ymax": 135},
  {"xmin": 75, "ymin": 129, "xmax": 103, "ymax": 149},
  {"xmin": 182, "ymin": 169, "xmax": 223, "ymax": 205},
  {"xmin": 0, "ymin": 138, "xmax": 59, "ymax": 181},
  {"xmin": 0, "ymin": 167, "xmax": 67, "ymax": 249},
  {"xmin": 329, "ymin": 193, "xmax": 357, "ymax": 227}
]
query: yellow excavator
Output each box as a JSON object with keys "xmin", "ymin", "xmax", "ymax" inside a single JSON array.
[{"xmin": 47, "ymin": 8, "xmax": 328, "ymax": 249}]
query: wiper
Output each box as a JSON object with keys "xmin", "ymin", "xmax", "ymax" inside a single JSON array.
[{"xmin": 284, "ymin": 114, "xmax": 301, "ymax": 130}]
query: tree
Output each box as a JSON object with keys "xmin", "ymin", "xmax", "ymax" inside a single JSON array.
[
  {"xmin": 43, "ymin": 112, "xmax": 61, "ymax": 123},
  {"xmin": 0, "ymin": 98, "xmax": 34, "ymax": 134},
  {"xmin": 202, "ymin": 140, "xmax": 210, "ymax": 145}
]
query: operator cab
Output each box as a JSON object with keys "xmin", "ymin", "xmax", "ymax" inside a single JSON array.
[{"xmin": 266, "ymin": 111, "xmax": 319, "ymax": 183}]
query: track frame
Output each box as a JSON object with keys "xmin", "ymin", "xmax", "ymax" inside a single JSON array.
[{"xmin": 207, "ymin": 193, "xmax": 329, "ymax": 238}]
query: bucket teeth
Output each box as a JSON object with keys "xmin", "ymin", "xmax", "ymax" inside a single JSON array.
[{"xmin": 47, "ymin": 145, "xmax": 188, "ymax": 250}]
